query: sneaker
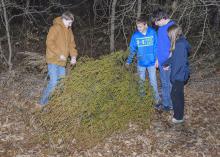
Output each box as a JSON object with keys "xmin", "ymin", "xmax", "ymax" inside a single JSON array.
[
  {"xmin": 172, "ymin": 117, "xmax": 184, "ymax": 124},
  {"xmin": 162, "ymin": 106, "xmax": 172, "ymax": 112},
  {"xmin": 154, "ymin": 103, "xmax": 162, "ymax": 110}
]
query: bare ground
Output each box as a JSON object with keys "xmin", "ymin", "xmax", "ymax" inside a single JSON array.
[{"xmin": 0, "ymin": 66, "xmax": 219, "ymax": 157}]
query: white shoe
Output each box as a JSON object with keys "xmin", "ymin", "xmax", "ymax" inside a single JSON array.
[{"xmin": 172, "ymin": 117, "xmax": 184, "ymax": 124}]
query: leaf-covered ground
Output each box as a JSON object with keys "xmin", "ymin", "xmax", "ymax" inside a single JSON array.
[{"xmin": 0, "ymin": 60, "xmax": 219, "ymax": 157}]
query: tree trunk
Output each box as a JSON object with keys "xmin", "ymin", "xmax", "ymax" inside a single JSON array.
[
  {"xmin": 137, "ymin": 0, "xmax": 142, "ymax": 18},
  {"xmin": 214, "ymin": 7, "xmax": 220, "ymax": 29},
  {"xmin": 110, "ymin": 0, "xmax": 117, "ymax": 52},
  {"xmin": 1, "ymin": 0, "xmax": 13, "ymax": 71}
]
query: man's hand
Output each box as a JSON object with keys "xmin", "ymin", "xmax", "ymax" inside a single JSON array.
[
  {"xmin": 70, "ymin": 56, "xmax": 77, "ymax": 65},
  {"xmin": 60, "ymin": 55, "xmax": 66, "ymax": 61},
  {"xmin": 155, "ymin": 59, "xmax": 159, "ymax": 68}
]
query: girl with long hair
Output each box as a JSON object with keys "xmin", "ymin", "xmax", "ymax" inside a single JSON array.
[{"xmin": 163, "ymin": 24, "xmax": 191, "ymax": 123}]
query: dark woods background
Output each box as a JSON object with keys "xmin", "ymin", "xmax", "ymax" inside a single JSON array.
[{"xmin": 0, "ymin": 0, "xmax": 220, "ymax": 71}]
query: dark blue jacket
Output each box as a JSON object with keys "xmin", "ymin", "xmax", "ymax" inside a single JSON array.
[
  {"xmin": 127, "ymin": 27, "xmax": 157, "ymax": 67},
  {"xmin": 163, "ymin": 36, "xmax": 191, "ymax": 83}
]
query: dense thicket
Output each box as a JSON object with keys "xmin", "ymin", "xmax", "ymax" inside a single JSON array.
[{"xmin": 0, "ymin": 0, "xmax": 219, "ymax": 70}]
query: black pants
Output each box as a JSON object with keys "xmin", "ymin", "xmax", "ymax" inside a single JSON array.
[{"xmin": 171, "ymin": 80, "xmax": 184, "ymax": 120}]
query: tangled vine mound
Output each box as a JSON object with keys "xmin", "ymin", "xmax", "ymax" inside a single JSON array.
[{"xmin": 36, "ymin": 51, "xmax": 154, "ymax": 148}]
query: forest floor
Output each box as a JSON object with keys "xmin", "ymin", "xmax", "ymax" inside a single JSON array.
[{"xmin": 0, "ymin": 60, "xmax": 220, "ymax": 157}]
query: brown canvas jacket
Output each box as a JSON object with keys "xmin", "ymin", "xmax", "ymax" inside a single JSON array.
[{"xmin": 46, "ymin": 17, "xmax": 78, "ymax": 66}]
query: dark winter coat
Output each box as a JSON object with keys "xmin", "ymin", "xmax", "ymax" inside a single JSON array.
[{"xmin": 163, "ymin": 36, "xmax": 191, "ymax": 83}]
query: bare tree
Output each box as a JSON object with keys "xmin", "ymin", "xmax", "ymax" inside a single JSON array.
[
  {"xmin": 137, "ymin": 0, "xmax": 142, "ymax": 18},
  {"xmin": 110, "ymin": 0, "xmax": 117, "ymax": 52},
  {"xmin": 193, "ymin": 0, "xmax": 209, "ymax": 59},
  {"xmin": 0, "ymin": 0, "xmax": 219, "ymax": 62},
  {"xmin": 1, "ymin": 0, "xmax": 13, "ymax": 71},
  {"xmin": 0, "ymin": 0, "xmax": 88, "ymax": 70}
]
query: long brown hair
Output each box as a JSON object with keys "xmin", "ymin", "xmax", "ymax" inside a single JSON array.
[{"xmin": 168, "ymin": 24, "xmax": 182, "ymax": 52}]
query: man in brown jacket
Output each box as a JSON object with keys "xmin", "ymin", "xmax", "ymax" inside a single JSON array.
[{"xmin": 36, "ymin": 11, "xmax": 78, "ymax": 108}]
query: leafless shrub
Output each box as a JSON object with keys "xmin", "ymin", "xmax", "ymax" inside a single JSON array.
[{"xmin": 18, "ymin": 51, "xmax": 46, "ymax": 73}]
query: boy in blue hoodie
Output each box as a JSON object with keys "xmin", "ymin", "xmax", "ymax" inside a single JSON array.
[
  {"xmin": 152, "ymin": 9, "xmax": 175, "ymax": 111},
  {"xmin": 126, "ymin": 17, "xmax": 160, "ymax": 103}
]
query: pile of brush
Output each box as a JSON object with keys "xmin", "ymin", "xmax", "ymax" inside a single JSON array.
[{"xmin": 35, "ymin": 51, "xmax": 154, "ymax": 148}]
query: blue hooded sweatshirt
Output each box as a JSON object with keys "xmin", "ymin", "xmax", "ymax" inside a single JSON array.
[
  {"xmin": 162, "ymin": 36, "xmax": 191, "ymax": 83},
  {"xmin": 157, "ymin": 21, "xmax": 175, "ymax": 65},
  {"xmin": 127, "ymin": 27, "xmax": 157, "ymax": 67}
]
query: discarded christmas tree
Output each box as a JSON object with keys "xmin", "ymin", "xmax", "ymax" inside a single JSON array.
[{"xmin": 36, "ymin": 51, "xmax": 154, "ymax": 148}]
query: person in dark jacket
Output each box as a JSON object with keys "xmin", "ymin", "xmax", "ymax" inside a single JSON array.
[{"xmin": 162, "ymin": 24, "xmax": 191, "ymax": 123}]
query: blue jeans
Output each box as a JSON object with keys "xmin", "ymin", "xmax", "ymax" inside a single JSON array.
[
  {"xmin": 39, "ymin": 64, "xmax": 65, "ymax": 105},
  {"xmin": 137, "ymin": 65, "xmax": 160, "ymax": 102},
  {"xmin": 158, "ymin": 64, "xmax": 172, "ymax": 107}
]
